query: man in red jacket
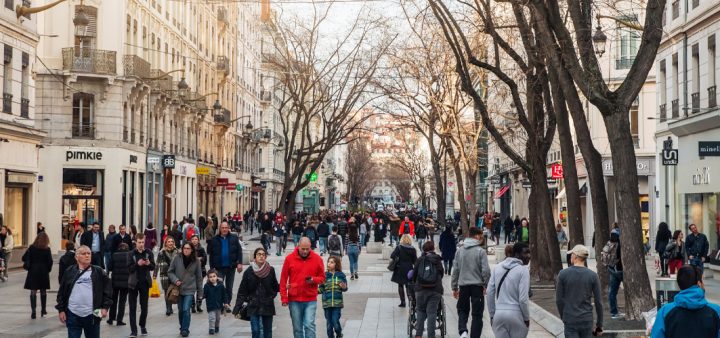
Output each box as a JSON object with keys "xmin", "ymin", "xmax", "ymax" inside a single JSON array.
[
  {"xmin": 280, "ymin": 237, "xmax": 325, "ymax": 338},
  {"xmin": 399, "ymin": 216, "xmax": 415, "ymax": 237}
]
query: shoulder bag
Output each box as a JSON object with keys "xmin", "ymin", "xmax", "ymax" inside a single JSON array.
[{"xmin": 166, "ymin": 263, "xmax": 192, "ymax": 304}]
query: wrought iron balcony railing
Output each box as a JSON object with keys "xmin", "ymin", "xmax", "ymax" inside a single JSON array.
[
  {"xmin": 62, "ymin": 47, "xmax": 117, "ymax": 75},
  {"xmin": 72, "ymin": 123, "xmax": 95, "ymax": 139},
  {"xmin": 123, "ymin": 55, "xmax": 151, "ymax": 78}
]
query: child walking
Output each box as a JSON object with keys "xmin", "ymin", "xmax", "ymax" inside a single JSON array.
[
  {"xmin": 203, "ymin": 269, "xmax": 228, "ymax": 335},
  {"xmin": 319, "ymin": 256, "xmax": 348, "ymax": 338}
]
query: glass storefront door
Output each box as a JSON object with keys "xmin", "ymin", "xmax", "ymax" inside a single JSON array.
[
  {"xmin": 4, "ymin": 186, "xmax": 28, "ymax": 247},
  {"xmin": 683, "ymin": 193, "xmax": 720, "ymax": 250},
  {"xmin": 63, "ymin": 169, "xmax": 104, "ymax": 228}
]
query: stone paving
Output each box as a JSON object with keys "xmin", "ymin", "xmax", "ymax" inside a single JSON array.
[{"xmin": 0, "ymin": 232, "xmax": 553, "ymax": 338}]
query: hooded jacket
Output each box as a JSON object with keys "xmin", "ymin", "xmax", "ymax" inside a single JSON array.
[
  {"xmin": 451, "ymin": 238, "xmax": 491, "ymax": 290},
  {"xmin": 279, "ymin": 247, "xmax": 325, "ymax": 304},
  {"xmin": 486, "ymin": 257, "xmax": 530, "ymax": 321},
  {"xmin": 651, "ymin": 285, "xmax": 720, "ymax": 338}
]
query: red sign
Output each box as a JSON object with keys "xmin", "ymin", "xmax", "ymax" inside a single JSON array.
[
  {"xmin": 551, "ymin": 163, "xmax": 564, "ymax": 179},
  {"xmin": 217, "ymin": 178, "xmax": 229, "ymax": 186}
]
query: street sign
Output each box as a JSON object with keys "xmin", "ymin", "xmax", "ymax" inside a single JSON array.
[
  {"xmin": 662, "ymin": 149, "xmax": 678, "ymax": 166},
  {"xmin": 147, "ymin": 157, "xmax": 160, "ymax": 164},
  {"xmin": 551, "ymin": 163, "xmax": 563, "ymax": 179}
]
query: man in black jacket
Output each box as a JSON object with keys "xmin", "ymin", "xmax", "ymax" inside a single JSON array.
[
  {"xmin": 56, "ymin": 245, "xmax": 113, "ymax": 338},
  {"xmin": 208, "ymin": 221, "xmax": 244, "ymax": 303},
  {"xmin": 127, "ymin": 234, "xmax": 155, "ymax": 337},
  {"xmin": 80, "ymin": 222, "xmax": 105, "ymax": 268},
  {"xmin": 110, "ymin": 225, "xmax": 133, "ymax": 255},
  {"xmin": 686, "ymin": 223, "xmax": 710, "ymax": 272}
]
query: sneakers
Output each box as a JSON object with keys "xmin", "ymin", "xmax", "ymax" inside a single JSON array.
[
  {"xmin": 128, "ymin": 333, "xmax": 137, "ymax": 338},
  {"xmin": 180, "ymin": 330, "xmax": 189, "ymax": 337},
  {"xmin": 116, "ymin": 322, "xmax": 126, "ymax": 326},
  {"xmin": 460, "ymin": 331, "xmax": 469, "ymax": 338},
  {"xmin": 209, "ymin": 328, "xmax": 215, "ymax": 335},
  {"xmin": 215, "ymin": 326, "xmax": 220, "ymax": 333},
  {"xmin": 141, "ymin": 327, "xmax": 147, "ymax": 335},
  {"xmin": 106, "ymin": 320, "xmax": 113, "ymax": 325},
  {"xmin": 611, "ymin": 313, "xmax": 626, "ymax": 320}
]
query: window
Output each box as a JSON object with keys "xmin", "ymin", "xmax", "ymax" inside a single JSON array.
[
  {"xmin": 21, "ymin": 52, "xmax": 28, "ymax": 117},
  {"xmin": 72, "ymin": 93, "xmax": 94, "ymax": 138},
  {"xmin": 616, "ymin": 18, "xmax": 640, "ymax": 69},
  {"xmin": 4, "ymin": 0, "xmax": 13, "ymax": 10},
  {"xmin": 3, "ymin": 45, "xmax": 11, "ymax": 114}
]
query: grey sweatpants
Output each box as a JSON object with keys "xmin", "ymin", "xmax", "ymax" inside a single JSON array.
[
  {"xmin": 208, "ymin": 309, "xmax": 221, "ymax": 329},
  {"xmin": 415, "ymin": 290, "xmax": 442, "ymax": 338},
  {"xmin": 491, "ymin": 310, "xmax": 528, "ymax": 338}
]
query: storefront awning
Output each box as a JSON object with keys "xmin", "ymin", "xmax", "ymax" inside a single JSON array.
[
  {"xmin": 494, "ymin": 185, "xmax": 510, "ymax": 199},
  {"xmin": 556, "ymin": 179, "xmax": 587, "ymax": 199},
  {"xmin": 555, "ymin": 187, "xmax": 566, "ymax": 200}
]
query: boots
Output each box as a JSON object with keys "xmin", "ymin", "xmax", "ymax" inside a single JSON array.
[
  {"xmin": 30, "ymin": 293, "xmax": 37, "ymax": 319},
  {"xmin": 398, "ymin": 286, "xmax": 406, "ymax": 307},
  {"xmin": 196, "ymin": 299, "xmax": 204, "ymax": 313},
  {"xmin": 40, "ymin": 292, "xmax": 47, "ymax": 317}
]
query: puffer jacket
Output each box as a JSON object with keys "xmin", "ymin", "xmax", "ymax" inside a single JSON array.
[
  {"xmin": 319, "ymin": 271, "xmax": 348, "ymax": 308},
  {"xmin": 411, "ymin": 251, "xmax": 444, "ymax": 294},
  {"xmin": 109, "ymin": 250, "xmax": 132, "ymax": 289}
]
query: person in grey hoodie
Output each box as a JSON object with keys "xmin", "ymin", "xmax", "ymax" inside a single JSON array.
[
  {"xmin": 487, "ymin": 242, "xmax": 531, "ymax": 338},
  {"xmin": 451, "ymin": 227, "xmax": 491, "ymax": 338},
  {"xmin": 556, "ymin": 245, "xmax": 603, "ymax": 338}
]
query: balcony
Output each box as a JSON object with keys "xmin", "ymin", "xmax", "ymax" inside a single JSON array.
[
  {"xmin": 671, "ymin": 99, "xmax": 679, "ymax": 118},
  {"xmin": 216, "ymin": 56, "xmax": 229, "ymax": 76},
  {"xmin": 149, "ymin": 69, "xmax": 173, "ymax": 91},
  {"xmin": 2, "ymin": 93, "xmax": 11, "ymax": 113},
  {"xmin": 20, "ymin": 98, "xmax": 29, "ymax": 118},
  {"xmin": 123, "ymin": 55, "xmax": 151, "ymax": 78},
  {"xmin": 615, "ymin": 57, "xmax": 635, "ymax": 70},
  {"xmin": 72, "ymin": 123, "xmax": 95, "ymax": 139},
  {"xmin": 214, "ymin": 109, "xmax": 231, "ymax": 126},
  {"xmin": 709, "ymin": 86, "xmax": 717, "ymax": 108},
  {"xmin": 62, "ymin": 48, "xmax": 117, "ymax": 75},
  {"xmin": 691, "ymin": 92, "xmax": 700, "ymax": 114},
  {"xmin": 260, "ymin": 90, "xmax": 272, "ymax": 103},
  {"xmin": 659, "ymin": 103, "xmax": 667, "ymax": 122}
]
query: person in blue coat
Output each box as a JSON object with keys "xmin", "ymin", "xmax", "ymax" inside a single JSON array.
[
  {"xmin": 438, "ymin": 226, "xmax": 457, "ymax": 275},
  {"xmin": 651, "ymin": 265, "xmax": 720, "ymax": 338}
]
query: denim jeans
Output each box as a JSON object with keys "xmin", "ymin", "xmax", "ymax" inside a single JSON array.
[
  {"xmin": 690, "ymin": 257, "xmax": 705, "ymax": 273},
  {"xmin": 324, "ymin": 308, "xmax": 342, "ymax": 338},
  {"xmin": 289, "ymin": 301, "xmax": 317, "ymax": 338},
  {"xmin": 178, "ymin": 295, "xmax": 194, "ymax": 331},
  {"xmin": 347, "ymin": 244, "xmax": 360, "ymax": 274},
  {"xmin": 66, "ymin": 310, "xmax": 100, "ymax": 338},
  {"xmin": 608, "ymin": 268, "xmax": 623, "ymax": 315},
  {"xmin": 418, "ymin": 238, "xmax": 426, "ymax": 251},
  {"xmin": 293, "ymin": 235, "xmax": 301, "ymax": 248},
  {"xmin": 216, "ymin": 267, "xmax": 237, "ymax": 302},
  {"xmin": 360, "ymin": 234, "xmax": 366, "ymax": 247},
  {"xmin": 250, "ymin": 314, "xmax": 273, "ymax": 338},
  {"xmin": 103, "ymin": 252, "xmax": 112, "ymax": 271},
  {"xmin": 276, "ymin": 236, "xmax": 285, "ymax": 256},
  {"xmin": 319, "ymin": 237, "xmax": 327, "ymax": 254},
  {"xmin": 391, "ymin": 234, "xmax": 398, "ymax": 246}
]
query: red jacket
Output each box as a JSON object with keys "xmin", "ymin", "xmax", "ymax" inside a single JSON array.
[
  {"xmin": 399, "ymin": 221, "xmax": 415, "ymax": 236},
  {"xmin": 280, "ymin": 247, "xmax": 325, "ymax": 304}
]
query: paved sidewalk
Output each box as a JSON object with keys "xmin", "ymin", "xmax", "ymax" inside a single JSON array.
[{"xmin": 0, "ymin": 232, "xmax": 553, "ymax": 338}]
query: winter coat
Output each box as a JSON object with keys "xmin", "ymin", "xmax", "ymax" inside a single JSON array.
[
  {"xmin": 203, "ymin": 281, "xmax": 229, "ymax": 312},
  {"xmin": 167, "ymin": 255, "xmax": 204, "ymax": 297},
  {"xmin": 451, "ymin": 238, "xmax": 491, "ymax": 290},
  {"xmin": 391, "ymin": 244, "xmax": 417, "ymax": 285},
  {"xmin": 439, "ymin": 230, "xmax": 457, "ymax": 261},
  {"xmin": 207, "ymin": 233, "xmax": 243, "ymax": 269},
  {"xmin": 1, "ymin": 232, "xmax": 14, "ymax": 253},
  {"xmin": 279, "ymin": 247, "xmax": 325, "ymax": 304},
  {"xmin": 56, "ymin": 264, "xmax": 113, "ymax": 314},
  {"xmin": 109, "ymin": 251, "xmax": 132, "ymax": 289},
  {"xmin": 195, "ymin": 245, "xmax": 208, "ymax": 277},
  {"xmin": 236, "ymin": 266, "xmax": 280, "ymax": 316},
  {"xmin": 80, "ymin": 231, "xmax": 105, "ymax": 252},
  {"xmin": 110, "ymin": 233, "xmax": 133, "ymax": 253},
  {"xmin": 399, "ymin": 221, "xmax": 415, "ymax": 236},
  {"xmin": 655, "ymin": 227, "xmax": 672, "ymax": 254},
  {"xmin": 665, "ymin": 240, "xmax": 685, "ymax": 261},
  {"xmin": 415, "ymin": 224, "xmax": 427, "ymax": 239},
  {"xmin": 143, "ymin": 228, "xmax": 157, "ymax": 251},
  {"xmin": 319, "ymin": 271, "xmax": 348, "ymax": 308},
  {"xmin": 128, "ymin": 249, "xmax": 156, "ymax": 290},
  {"xmin": 58, "ymin": 250, "xmax": 77, "ymax": 284},
  {"xmin": 503, "ymin": 217, "xmax": 514, "ymax": 231},
  {"xmin": 486, "ymin": 257, "xmax": 530, "ymax": 321},
  {"xmin": 411, "ymin": 251, "xmax": 444, "ymax": 294},
  {"xmin": 303, "ymin": 226, "xmax": 318, "ymax": 242},
  {"xmin": 686, "ymin": 232, "xmax": 710, "ymax": 259},
  {"xmin": 650, "ymin": 285, "xmax": 720, "ymax": 338},
  {"xmin": 155, "ymin": 248, "xmax": 178, "ymax": 290},
  {"xmin": 23, "ymin": 245, "xmax": 53, "ymax": 290},
  {"xmin": 317, "ymin": 222, "xmax": 330, "ymax": 238}
]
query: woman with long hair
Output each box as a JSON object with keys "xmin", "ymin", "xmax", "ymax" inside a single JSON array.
[
  {"xmin": 190, "ymin": 235, "xmax": 207, "ymax": 313},
  {"xmin": 347, "ymin": 224, "xmax": 361, "ymax": 280},
  {"xmin": 154, "ymin": 237, "xmax": 179, "ymax": 316},
  {"xmin": 234, "ymin": 247, "xmax": 280, "ymax": 338},
  {"xmin": 22, "ymin": 232, "xmax": 53, "ymax": 318},
  {"xmin": 168, "ymin": 242, "xmax": 204, "ymax": 337},
  {"xmin": 655, "ymin": 222, "xmax": 673, "ymax": 277},
  {"xmin": 390, "ymin": 234, "xmax": 417, "ymax": 307},
  {"xmin": 666, "ymin": 230, "xmax": 686, "ymax": 275},
  {"xmin": 0, "ymin": 225, "xmax": 14, "ymax": 281},
  {"xmin": 129, "ymin": 224, "xmax": 139, "ymax": 241}
]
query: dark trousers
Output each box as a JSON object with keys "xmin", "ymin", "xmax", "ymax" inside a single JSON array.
[
  {"xmin": 66, "ymin": 310, "xmax": 100, "ymax": 338},
  {"xmin": 109, "ymin": 287, "xmax": 128, "ymax": 323},
  {"xmin": 217, "ymin": 267, "xmax": 236, "ymax": 302},
  {"xmin": 504, "ymin": 230, "xmax": 512, "ymax": 244},
  {"xmin": 129, "ymin": 284, "xmax": 150, "ymax": 333},
  {"xmin": 91, "ymin": 252, "xmax": 104, "ymax": 269},
  {"xmin": 457, "ymin": 285, "xmax": 484, "ymax": 338}
]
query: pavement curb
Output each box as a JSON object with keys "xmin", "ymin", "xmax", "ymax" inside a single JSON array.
[{"xmin": 529, "ymin": 300, "xmax": 565, "ymax": 338}]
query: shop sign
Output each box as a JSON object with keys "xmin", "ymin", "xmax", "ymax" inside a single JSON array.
[
  {"xmin": 66, "ymin": 150, "xmax": 103, "ymax": 161},
  {"xmin": 196, "ymin": 167, "xmax": 210, "ymax": 175},
  {"xmin": 692, "ymin": 167, "xmax": 711, "ymax": 185},
  {"xmin": 261, "ymin": 181, "xmax": 268, "ymax": 188},
  {"xmin": 252, "ymin": 186, "xmax": 263, "ymax": 193},
  {"xmin": 7, "ymin": 171, "xmax": 35, "ymax": 184},
  {"xmin": 236, "ymin": 184, "xmax": 244, "ymax": 191},
  {"xmin": 699, "ymin": 142, "xmax": 720, "ymax": 157},
  {"xmin": 602, "ymin": 158, "xmax": 654, "ymax": 176},
  {"xmin": 162, "ymin": 155, "xmax": 175, "ymax": 168},
  {"xmin": 217, "ymin": 178, "xmax": 229, "ymax": 186},
  {"xmin": 661, "ymin": 149, "xmax": 678, "ymax": 166},
  {"xmin": 551, "ymin": 163, "xmax": 564, "ymax": 179},
  {"xmin": 147, "ymin": 157, "xmax": 160, "ymax": 164}
]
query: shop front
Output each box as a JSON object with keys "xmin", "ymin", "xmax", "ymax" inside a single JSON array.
[
  {"xmin": 196, "ymin": 165, "xmax": 218, "ymax": 218},
  {"xmin": 170, "ymin": 159, "xmax": 196, "ymax": 222}
]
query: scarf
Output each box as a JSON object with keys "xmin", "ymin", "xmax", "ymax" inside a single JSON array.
[
  {"xmin": 183, "ymin": 254, "xmax": 193, "ymax": 268},
  {"xmin": 251, "ymin": 261, "xmax": 272, "ymax": 279}
]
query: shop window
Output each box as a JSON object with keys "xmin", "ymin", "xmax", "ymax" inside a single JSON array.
[
  {"xmin": 683, "ymin": 193, "xmax": 720, "ymax": 250},
  {"xmin": 62, "ymin": 169, "xmax": 104, "ymax": 229}
]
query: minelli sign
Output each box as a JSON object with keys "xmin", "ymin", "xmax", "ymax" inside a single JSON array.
[{"xmin": 66, "ymin": 150, "xmax": 103, "ymax": 161}]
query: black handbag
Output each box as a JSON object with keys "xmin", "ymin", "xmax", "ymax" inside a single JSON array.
[{"xmin": 387, "ymin": 256, "xmax": 399, "ymax": 271}]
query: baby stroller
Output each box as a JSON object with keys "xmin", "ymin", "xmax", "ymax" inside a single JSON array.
[{"xmin": 406, "ymin": 282, "xmax": 447, "ymax": 338}]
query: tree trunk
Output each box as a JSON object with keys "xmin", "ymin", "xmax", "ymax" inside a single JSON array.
[
  {"xmin": 603, "ymin": 110, "xmax": 655, "ymax": 319},
  {"xmin": 555, "ymin": 103, "xmax": 584, "ymax": 250},
  {"xmin": 466, "ymin": 169, "xmax": 478, "ymax": 231},
  {"xmin": 529, "ymin": 156, "xmax": 563, "ymax": 279},
  {"xmin": 449, "ymin": 148, "xmax": 469, "ymax": 236},
  {"xmin": 430, "ymin": 142, "xmax": 446, "ymax": 227},
  {"xmin": 528, "ymin": 186, "xmax": 543, "ymax": 281}
]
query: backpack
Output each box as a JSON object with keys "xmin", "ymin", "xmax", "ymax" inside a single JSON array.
[
  {"xmin": 186, "ymin": 226, "xmax": 196, "ymax": 241},
  {"xmin": 328, "ymin": 235, "xmax": 342, "ymax": 253},
  {"xmin": 601, "ymin": 241, "xmax": 620, "ymax": 267},
  {"xmin": 417, "ymin": 255, "xmax": 440, "ymax": 288}
]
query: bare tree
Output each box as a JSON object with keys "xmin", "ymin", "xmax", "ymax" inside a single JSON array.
[
  {"xmin": 393, "ymin": 137, "xmax": 433, "ymax": 209},
  {"xmin": 384, "ymin": 166, "xmax": 413, "ymax": 203},
  {"xmin": 265, "ymin": 6, "xmax": 394, "ymax": 214},
  {"xmin": 345, "ymin": 135, "xmax": 376, "ymax": 209}
]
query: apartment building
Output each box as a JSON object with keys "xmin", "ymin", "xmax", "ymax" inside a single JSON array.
[{"xmin": 655, "ymin": 0, "xmax": 720, "ymax": 250}]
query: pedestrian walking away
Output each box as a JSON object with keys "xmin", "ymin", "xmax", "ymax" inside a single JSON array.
[
  {"xmin": 56, "ymin": 245, "xmax": 113, "ymax": 338},
  {"xmin": 319, "ymin": 256, "xmax": 348, "ymax": 338},
  {"xmin": 347, "ymin": 224, "xmax": 361, "ymax": 280},
  {"xmin": 168, "ymin": 242, "xmax": 204, "ymax": 337},
  {"xmin": 23, "ymin": 232, "xmax": 53, "ymax": 319},
  {"xmin": 235, "ymin": 247, "xmax": 280, "ymax": 338},
  {"xmin": 127, "ymin": 234, "xmax": 156, "ymax": 337},
  {"xmin": 328, "ymin": 227, "xmax": 344, "ymax": 258},
  {"xmin": 391, "ymin": 234, "xmax": 418, "ymax": 308},
  {"xmin": 280, "ymin": 237, "xmax": 326, "ymax": 338},
  {"xmin": 650, "ymin": 265, "xmax": 720, "ymax": 338},
  {"xmin": 204, "ymin": 269, "xmax": 229, "ymax": 335},
  {"xmin": 451, "ymin": 227, "xmax": 491, "ymax": 338},
  {"xmin": 556, "ymin": 245, "xmax": 603, "ymax": 338},
  {"xmin": 107, "ymin": 242, "xmax": 132, "ymax": 327},
  {"xmin": 207, "ymin": 221, "xmax": 244, "ymax": 303},
  {"xmin": 438, "ymin": 226, "xmax": 456, "ymax": 275},
  {"xmin": 655, "ymin": 222, "xmax": 672, "ymax": 277},
  {"xmin": 487, "ymin": 242, "xmax": 531, "ymax": 338},
  {"xmin": 600, "ymin": 230, "xmax": 624, "ymax": 319},
  {"xmin": 59, "ymin": 241, "xmax": 78, "ymax": 284},
  {"xmin": 410, "ymin": 241, "xmax": 444, "ymax": 338}
]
